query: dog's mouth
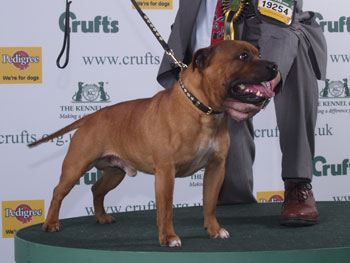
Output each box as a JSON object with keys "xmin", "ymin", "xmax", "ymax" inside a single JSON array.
[{"xmin": 228, "ymin": 80, "xmax": 276, "ymax": 105}]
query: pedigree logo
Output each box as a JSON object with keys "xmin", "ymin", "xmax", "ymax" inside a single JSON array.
[
  {"xmin": 257, "ymin": 191, "xmax": 284, "ymax": 203},
  {"xmin": 0, "ymin": 47, "xmax": 42, "ymax": 84},
  {"xmin": 2, "ymin": 200, "xmax": 45, "ymax": 238},
  {"xmin": 132, "ymin": 0, "xmax": 173, "ymax": 9}
]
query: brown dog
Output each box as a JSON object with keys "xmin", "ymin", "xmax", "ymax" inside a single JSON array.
[{"xmin": 29, "ymin": 40, "xmax": 278, "ymax": 247}]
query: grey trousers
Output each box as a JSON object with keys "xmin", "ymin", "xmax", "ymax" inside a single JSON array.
[{"xmin": 218, "ymin": 37, "xmax": 318, "ymax": 204}]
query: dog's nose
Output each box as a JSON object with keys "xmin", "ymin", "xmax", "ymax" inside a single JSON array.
[{"xmin": 266, "ymin": 62, "xmax": 278, "ymax": 72}]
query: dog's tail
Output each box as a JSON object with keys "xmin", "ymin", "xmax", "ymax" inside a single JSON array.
[{"xmin": 28, "ymin": 115, "xmax": 89, "ymax": 148}]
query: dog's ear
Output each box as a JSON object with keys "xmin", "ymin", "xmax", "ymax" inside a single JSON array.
[{"xmin": 192, "ymin": 46, "xmax": 215, "ymax": 72}]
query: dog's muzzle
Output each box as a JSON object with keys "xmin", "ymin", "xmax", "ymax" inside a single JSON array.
[
  {"xmin": 227, "ymin": 62, "xmax": 279, "ymax": 105},
  {"xmin": 228, "ymin": 80, "xmax": 275, "ymax": 105}
]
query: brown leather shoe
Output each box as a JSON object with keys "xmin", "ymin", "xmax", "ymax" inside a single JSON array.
[{"xmin": 280, "ymin": 182, "xmax": 319, "ymax": 226}]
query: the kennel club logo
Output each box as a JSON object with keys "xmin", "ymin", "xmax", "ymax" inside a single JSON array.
[
  {"xmin": 320, "ymin": 79, "xmax": 350, "ymax": 99},
  {"xmin": 59, "ymin": 82, "xmax": 111, "ymax": 120},
  {"xmin": 318, "ymin": 78, "xmax": 350, "ymax": 114},
  {"xmin": 72, "ymin": 82, "xmax": 110, "ymax": 103}
]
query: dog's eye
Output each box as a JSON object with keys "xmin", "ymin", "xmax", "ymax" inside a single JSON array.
[{"xmin": 238, "ymin": 52, "xmax": 250, "ymax": 61}]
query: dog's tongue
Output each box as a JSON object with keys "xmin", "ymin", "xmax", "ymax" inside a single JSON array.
[{"xmin": 243, "ymin": 81, "xmax": 275, "ymax": 98}]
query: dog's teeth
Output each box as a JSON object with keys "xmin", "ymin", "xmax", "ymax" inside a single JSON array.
[
  {"xmin": 239, "ymin": 84, "xmax": 245, "ymax": 90},
  {"xmin": 256, "ymin": 91, "xmax": 261, "ymax": 96}
]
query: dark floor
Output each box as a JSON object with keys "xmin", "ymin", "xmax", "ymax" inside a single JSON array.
[{"xmin": 16, "ymin": 202, "xmax": 350, "ymax": 252}]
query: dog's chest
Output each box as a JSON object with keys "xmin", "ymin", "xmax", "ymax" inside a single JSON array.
[{"xmin": 179, "ymin": 138, "xmax": 218, "ymax": 178}]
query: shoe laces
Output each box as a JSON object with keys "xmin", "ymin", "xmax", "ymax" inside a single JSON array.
[{"xmin": 285, "ymin": 183, "xmax": 312, "ymax": 202}]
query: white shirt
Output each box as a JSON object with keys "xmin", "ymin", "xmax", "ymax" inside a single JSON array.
[{"xmin": 190, "ymin": 0, "xmax": 217, "ymax": 53}]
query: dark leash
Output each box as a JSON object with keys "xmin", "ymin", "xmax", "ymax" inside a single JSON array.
[
  {"xmin": 130, "ymin": 0, "xmax": 187, "ymax": 71},
  {"xmin": 56, "ymin": 0, "xmax": 72, "ymax": 69},
  {"xmin": 131, "ymin": 0, "xmax": 222, "ymax": 115}
]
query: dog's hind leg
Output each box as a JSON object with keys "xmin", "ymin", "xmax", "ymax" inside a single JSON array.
[
  {"xmin": 91, "ymin": 167, "xmax": 125, "ymax": 224},
  {"xmin": 42, "ymin": 155, "xmax": 90, "ymax": 232}
]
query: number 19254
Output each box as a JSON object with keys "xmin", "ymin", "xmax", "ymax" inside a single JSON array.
[{"xmin": 260, "ymin": 0, "xmax": 291, "ymax": 16}]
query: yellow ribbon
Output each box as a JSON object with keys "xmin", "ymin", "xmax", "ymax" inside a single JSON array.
[{"xmin": 221, "ymin": 0, "xmax": 249, "ymax": 40}]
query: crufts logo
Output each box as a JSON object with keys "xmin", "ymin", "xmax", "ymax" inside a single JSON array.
[
  {"xmin": 256, "ymin": 191, "xmax": 284, "ymax": 203},
  {"xmin": 316, "ymin": 13, "xmax": 350, "ymax": 33},
  {"xmin": 59, "ymin": 12, "xmax": 119, "ymax": 33},
  {"xmin": 320, "ymin": 79, "xmax": 350, "ymax": 99},
  {"xmin": 2, "ymin": 200, "xmax": 45, "ymax": 238},
  {"xmin": 313, "ymin": 156, "xmax": 350, "ymax": 177},
  {"xmin": 72, "ymin": 82, "xmax": 110, "ymax": 103}
]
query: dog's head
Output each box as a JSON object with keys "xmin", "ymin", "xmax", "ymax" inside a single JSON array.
[{"xmin": 192, "ymin": 40, "xmax": 279, "ymax": 105}]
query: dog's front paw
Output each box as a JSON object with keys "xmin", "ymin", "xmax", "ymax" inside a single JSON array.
[
  {"xmin": 96, "ymin": 214, "xmax": 116, "ymax": 224},
  {"xmin": 213, "ymin": 228, "xmax": 230, "ymax": 239},
  {"xmin": 42, "ymin": 221, "xmax": 60, "ymax": 232},
  {"xmin": 168, "ymin": 238, "xmax": 182, "ymax": 247},
  {"xmin": 207, "ymin": 227, "xmax": 230, "ymax": 239},
  {"xmin": 159, "ymin": 234, "xmax": 182, "ymax": 247}
]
